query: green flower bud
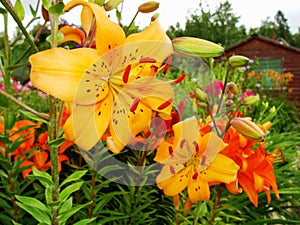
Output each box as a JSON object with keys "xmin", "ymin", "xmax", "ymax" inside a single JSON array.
[
  {"xmin": 104, "ymin": 0, "xmax": 123, "ymax": 11},
  {"xmin": 195, "ymin": 88, "xmax": 207, "ymax": 102},
  {"xmin": 229, "ymin": 55, "xmax": 249, "ymax": 67},
  {"xmin": 244, "ymin": 94, "xmax": 260, "ymax": 105},
  {"xmin": 138, "ymin": 1, "xmax": 159, "ymax": 13},
  {"xmin": 172, "ymin": 37, "xmax": 224, "ymax": 58},
  {"xmin": 230, "ymin": 117, "xmax": 265, "ymax": 142}
]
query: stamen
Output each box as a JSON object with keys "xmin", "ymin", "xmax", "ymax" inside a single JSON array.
[
  {"xmin": 193, "ymin": 141, "xmax": 199, "ymax": 152},
  {"xmin": 168, "ymin": 146, "xmax": 173, "ymax": 155},
  {"xmin": 157, "ymin": 98, "xmax": 173, "ymax": 110},
  {"xmin": 201, "ymin": 155, "xmax": 207, "ymax": 166},
  {"xmin": 172, "ymin": 73, "xmax": 186, "ymax": 84},
  {"xmin": 162, "ymin": 55, "xmax": 172, "ymax": 73},
  {"xmin": 123, "ymin": 64, "xmax": 131, "ymax": 83},
  {"xmin": 170, "ymin": 165, "xmax": 176, "ymax": 174},
  {"xmin": 130, "ymin": 98, "xmax": 140, "ymax": 112},
  {"xmin": 180, "ymin": 139, "xmax": 186, "ymax": 148},
  {"xmin": 139, "ymin": 57, "xmax": 157, "ymax": 63}
]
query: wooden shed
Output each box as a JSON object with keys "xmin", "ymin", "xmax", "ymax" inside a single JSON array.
[{"xmin": 224, "ymin": 34, "xmax": 300, "ymax": 112}]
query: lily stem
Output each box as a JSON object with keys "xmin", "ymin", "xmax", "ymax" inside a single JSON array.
[
  {"xmin": 0, "ymin": 89, "xmax": 50, "ymax": 121},
  {"xmin": 48, "ymin": 5, "xmax": 60, "ymax": 225}
]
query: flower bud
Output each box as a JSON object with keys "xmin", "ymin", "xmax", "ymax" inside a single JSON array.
[
  {"xmin": 138, "ymin": 1, "xmax": 159, "ymax": 13},
  {"xmin": 244, "ymin": 94, "xmax": 260, "ymax": 105},
  {"xmin": 229, "ymin": 55, "xmax": 249, "ymax": 67},
  {"xmin": 195, "ymin": 88, "xmax": 207, "ymax": 102},
  {"xmin": 172, "ymin": 37, "xmax": 224, "ymax": 58},
  {"xmin": 151, "ymin": 13, "xmax": 160, "ymax": 22},
  {"xmin": 227, "ymin": 82, "xmax": 239, "ymax": 95},
  {"xmin": 230, "ymin": 117, "xmax": 265, "ymax": 142},
  {"xmin": 104, "ymin": 0, "xmax": 123, "ymax": 11}
]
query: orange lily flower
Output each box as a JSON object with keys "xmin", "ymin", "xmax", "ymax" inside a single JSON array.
[
  {"xmin": 21, "ymin": 131, "xmax": 72, "ymax": 178},
  {"xmin": 154, "ymin": 116, "xmax": 239, "ymax": 203},
  {"xmin": 222, "ymin": 126, "xmax": 280, "ymax": 207},
  {"xmin": 29, "ymin": 0, "xmax": 174, "ymax": 153}
]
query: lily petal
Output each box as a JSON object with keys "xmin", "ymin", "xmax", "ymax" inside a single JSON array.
[
  {"xmin": 188, "ymin": 176, "xmax": 210, "ymax": 202},
  {"xmin": 29, "ymin": 48, "xmax": 99, "ymax": 103},
  {"xmin": 63, "ymin": 92, "xmax": 113, "ymax": 150},
  {"xmin": 58, "ymin": 26, "xmax": 85, "ymax": 45},
  {"xmin": 64, "ymin": 0, "xmax": 126, "ymax": 55}
]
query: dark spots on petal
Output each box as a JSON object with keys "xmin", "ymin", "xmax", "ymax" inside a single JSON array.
[
  {"xmin": 85, "ymin": 79, "xmax": 90, "ymax": 82},
  {"xmin": 98, "ymin": 111, "xmax": 101, "ymax": 116},
  {"xmin": 86, "ymin": 89, "xmax": 91, "ymax": 93},
  {"xmin": 86, "ymin": 71, "xmax": 90, "ymax": 74},
  {"xmin": 93, "ymin": 64, "xmax": 97, "ymax": 67},
  {"xmin": 140, "ymin": 109, "xmax": 143, "ymax": 112},
  {"xmin": 108, "ymin": 44, "xmax": 111, "ymax": 49},
  {"xmin": 135, "ymin": 48, "xmax": 139, "ymax": 53},
  {"xmin": 192, "ymin": 173, "xmax": 198, "ymax": 180},
  {"xmin": 96, "ymin": 94, "xmax": 99, "ymax": 98}
]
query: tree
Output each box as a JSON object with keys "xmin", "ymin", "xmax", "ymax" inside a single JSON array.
[{"xmin": 167, "ymin": 1, "xmax": 247, "ymax": 47}]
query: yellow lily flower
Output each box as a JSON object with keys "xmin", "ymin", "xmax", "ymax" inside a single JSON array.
[
  {"xmin": 155, "ymin": 117, "xmax": 239, "ymax": 203},
  {"xmin": 29, "ymin": 0, "xmax": 174, "ymax": 152}
]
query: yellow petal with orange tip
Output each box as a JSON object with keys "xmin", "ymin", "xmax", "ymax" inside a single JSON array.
[
  {"xmin": 64, "ymin": 0, "xmax": 126, "ymax": 55},
  {"xmin": 58, "ymin": 26, "xmax": 85, "ymax": 45},
  {"xmin": 29, "ymin": 48, "xmax": 99, "ymax": 103}
]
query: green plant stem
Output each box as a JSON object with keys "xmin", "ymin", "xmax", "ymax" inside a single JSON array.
[
  {"xmin": 208, "ymin": 185, "xmax": 223, "ymax": 225},
  {"xmin": 124, "ymin": 10, "xmax": 139, "ymax": 35},
  {"xmin": 48, "ymin": 7, "xmax": 60, "ymax": 225},
  {"xmin": 193, "ymin": 201, "xmax": 203, "ymax": 225},
  {"xmin": 0, "ymin": 90, "xmax": 50, "ymax": 121},
  {"xmin": 0, "ymin": 0, "xmax": 39, "ymax": 53}
]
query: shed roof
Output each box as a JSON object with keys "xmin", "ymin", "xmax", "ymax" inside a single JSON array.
[{"xmin": 225, "ymin": 34, "xmax": 300, "ymax": 54}]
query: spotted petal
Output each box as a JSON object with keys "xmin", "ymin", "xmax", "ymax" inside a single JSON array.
[{"xmin": 29, "ymin": 48, "xmax": 99, "ymax": 103}]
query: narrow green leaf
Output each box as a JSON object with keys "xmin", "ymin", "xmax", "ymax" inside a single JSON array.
[
  {"xmin": 60, "ymin": 170, "xmax": 87, "ymax": 187},
  {"xmin": 15, "ymin": 195, "xmax": 50, "ymax": 215},
  {"xmin": 5, "ymin": 113, "xmax": 16, "ymax": 130},
  {"xmin": 19, "ymin": 110, "xmax": 48, "ymax": 124},
  {"xmin": 14, "ymin": 0, "xmax": 25, "ymax": 20},
  {"xmin": 58, "ymin": 201, "xmax": 92, "ymax": 223},
  {"xmin": 48, "ymin": 2, "xmax": 65, "ymax": 15},
  {"xmin": 48, "ymin": 137, "xmax": 66, "ymax": 148},
  {"xmin": 279, "ymin": 187, "xmax": 300, "ymax": 194},
  {"xmin": 60, "ymin": 197, "xmax": 73, "ymax": 214},
  {"xmin": 15, "ymin": 202, "xmax": 50, "ymax": 224},
  {"xmin": 28, "ymin": 167, "xmax": 54, "ymax": 187},
  {"xmin": 0, "ymin": 7, "xmax": 7, "ymax": 14},
  {"xmin": 59, "ymin": 181, "xmax": 84, "ymax": 203},
  {"xmin": 73, "ymin": 218, "xmax": 97, "ymax": 225},
  {"xmin": 29, "ymin": 5, "xmax": 36, "ymax": 17}
]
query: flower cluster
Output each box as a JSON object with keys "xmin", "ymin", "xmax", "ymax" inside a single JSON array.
[{"xmin": 27, "ymin": 0, "xmax": 280, "ymax": 209}]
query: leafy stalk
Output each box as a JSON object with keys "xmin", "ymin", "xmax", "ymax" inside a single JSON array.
[{"xmin": 0, "ymin": 0, "xmax": 39, "ymax": 52}]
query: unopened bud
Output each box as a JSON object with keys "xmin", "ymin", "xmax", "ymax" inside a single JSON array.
[
  {"xmin": 104, "ymin": 0, "xmax": 123, "ymax": 11},
  {"xmin": 172, "ymin": 37, "xmax": 224, "ymax": 58},
  {"xmin": 229, "ymin": 55, "xmax": 249, "ymax": 67},
  {"xmin": 151, "ymin": 13, "xmax": 160, "ymax": 22},
  {"xmin": 138, "ymin": 1, "xmax": 159, "ymax": 13},
  {"xmin": 195, "ymin": 88, "xmax": 207, "ymax": 102},
  {"xmin": 42, "ymin": 5, "xmax": 49, "ymax": 22},
  {"xmin": 230, "ymin": 117, "xmax": 265, "ymax": 142},
  {"xmin": 244, "ymin": 94, "xmax": 260, "ymax": 105},
  {"xmin": 227, "ymin": 82, "xmax": 239, "ymax": 95}
]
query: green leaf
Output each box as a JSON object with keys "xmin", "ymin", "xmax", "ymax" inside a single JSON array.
[
  {"xmin": 73, "ymin": 218, "xmax": 97, "ymax": 225},
  {"xmin": 0, "ymin": 94, "xmax": 9, "ymax": 107},
  {"xmin": 28, "ymin": 167, "xmax": 54, "ymax": 187},
  {"xmin": 46, "ymin": 32, "xmax": 64, "ymax": 44},
  {"xmin": 60, "ymin": 197, "xmax": 73, "ymax": 214},
  {"xmin": 48, "ymin": 137, "xmax": 66, "ymax": 148},
  {"xmin": 58, "ymin": 202, "xmax": 92, "ymax": 224},
  {"xmin": 279, "ymin": 187, "xmax": 300, "ymax": 194},
  {"xmin": 48, "ymin": 2, "xmax": 65, "ymax": 15},
  {"xmin": 15, "ymin": 202, "xmax": 50, "ymax": 224},
  {"xmin": 29, "ymin": 5, "xmax": 36, "ymax": 17},
  {"xmin": 59, "ymin": 181, "xmax": 84, "ymax": 203},
  {"xmin": 15, "ymin": 195, "xmax": 50, "ymax": 215},
  {"xmin": 42, "ymin": 0, "xmax": 51, "ymax": 10},
  {"xmin": 60, "ymin": 170, "xmax": 87, "ymax": 187},
  {"xmin": 45, "ymin": 187, "xmax": 52, "ymax": 205},
  {"xmin": 19, "ymin": 110, "xmax": 48, "ymax": 124},
  {"xmin": 14, "ymin": 0, "xmax": 25, "ymax": 20},
  {"xmin": 5, "ymin": 113, "xmax": 16, "ymax": 130},
  {"xmin": 0, "ymin": 7, "xmax": 7, "ymax": 14}
]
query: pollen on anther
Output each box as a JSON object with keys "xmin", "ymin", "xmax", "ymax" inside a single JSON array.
[
  {"xmin": 123, "ymin": 64, "xmax": 131, "ymax": 83},
  {"xmin": 180, "ymin": 139, "xmax": 186, "ymax": 148}
]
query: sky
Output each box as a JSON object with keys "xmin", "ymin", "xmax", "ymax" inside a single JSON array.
[{"xmin": 1, "ymin": 0, "xmax": 300, "ymax": 37}]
